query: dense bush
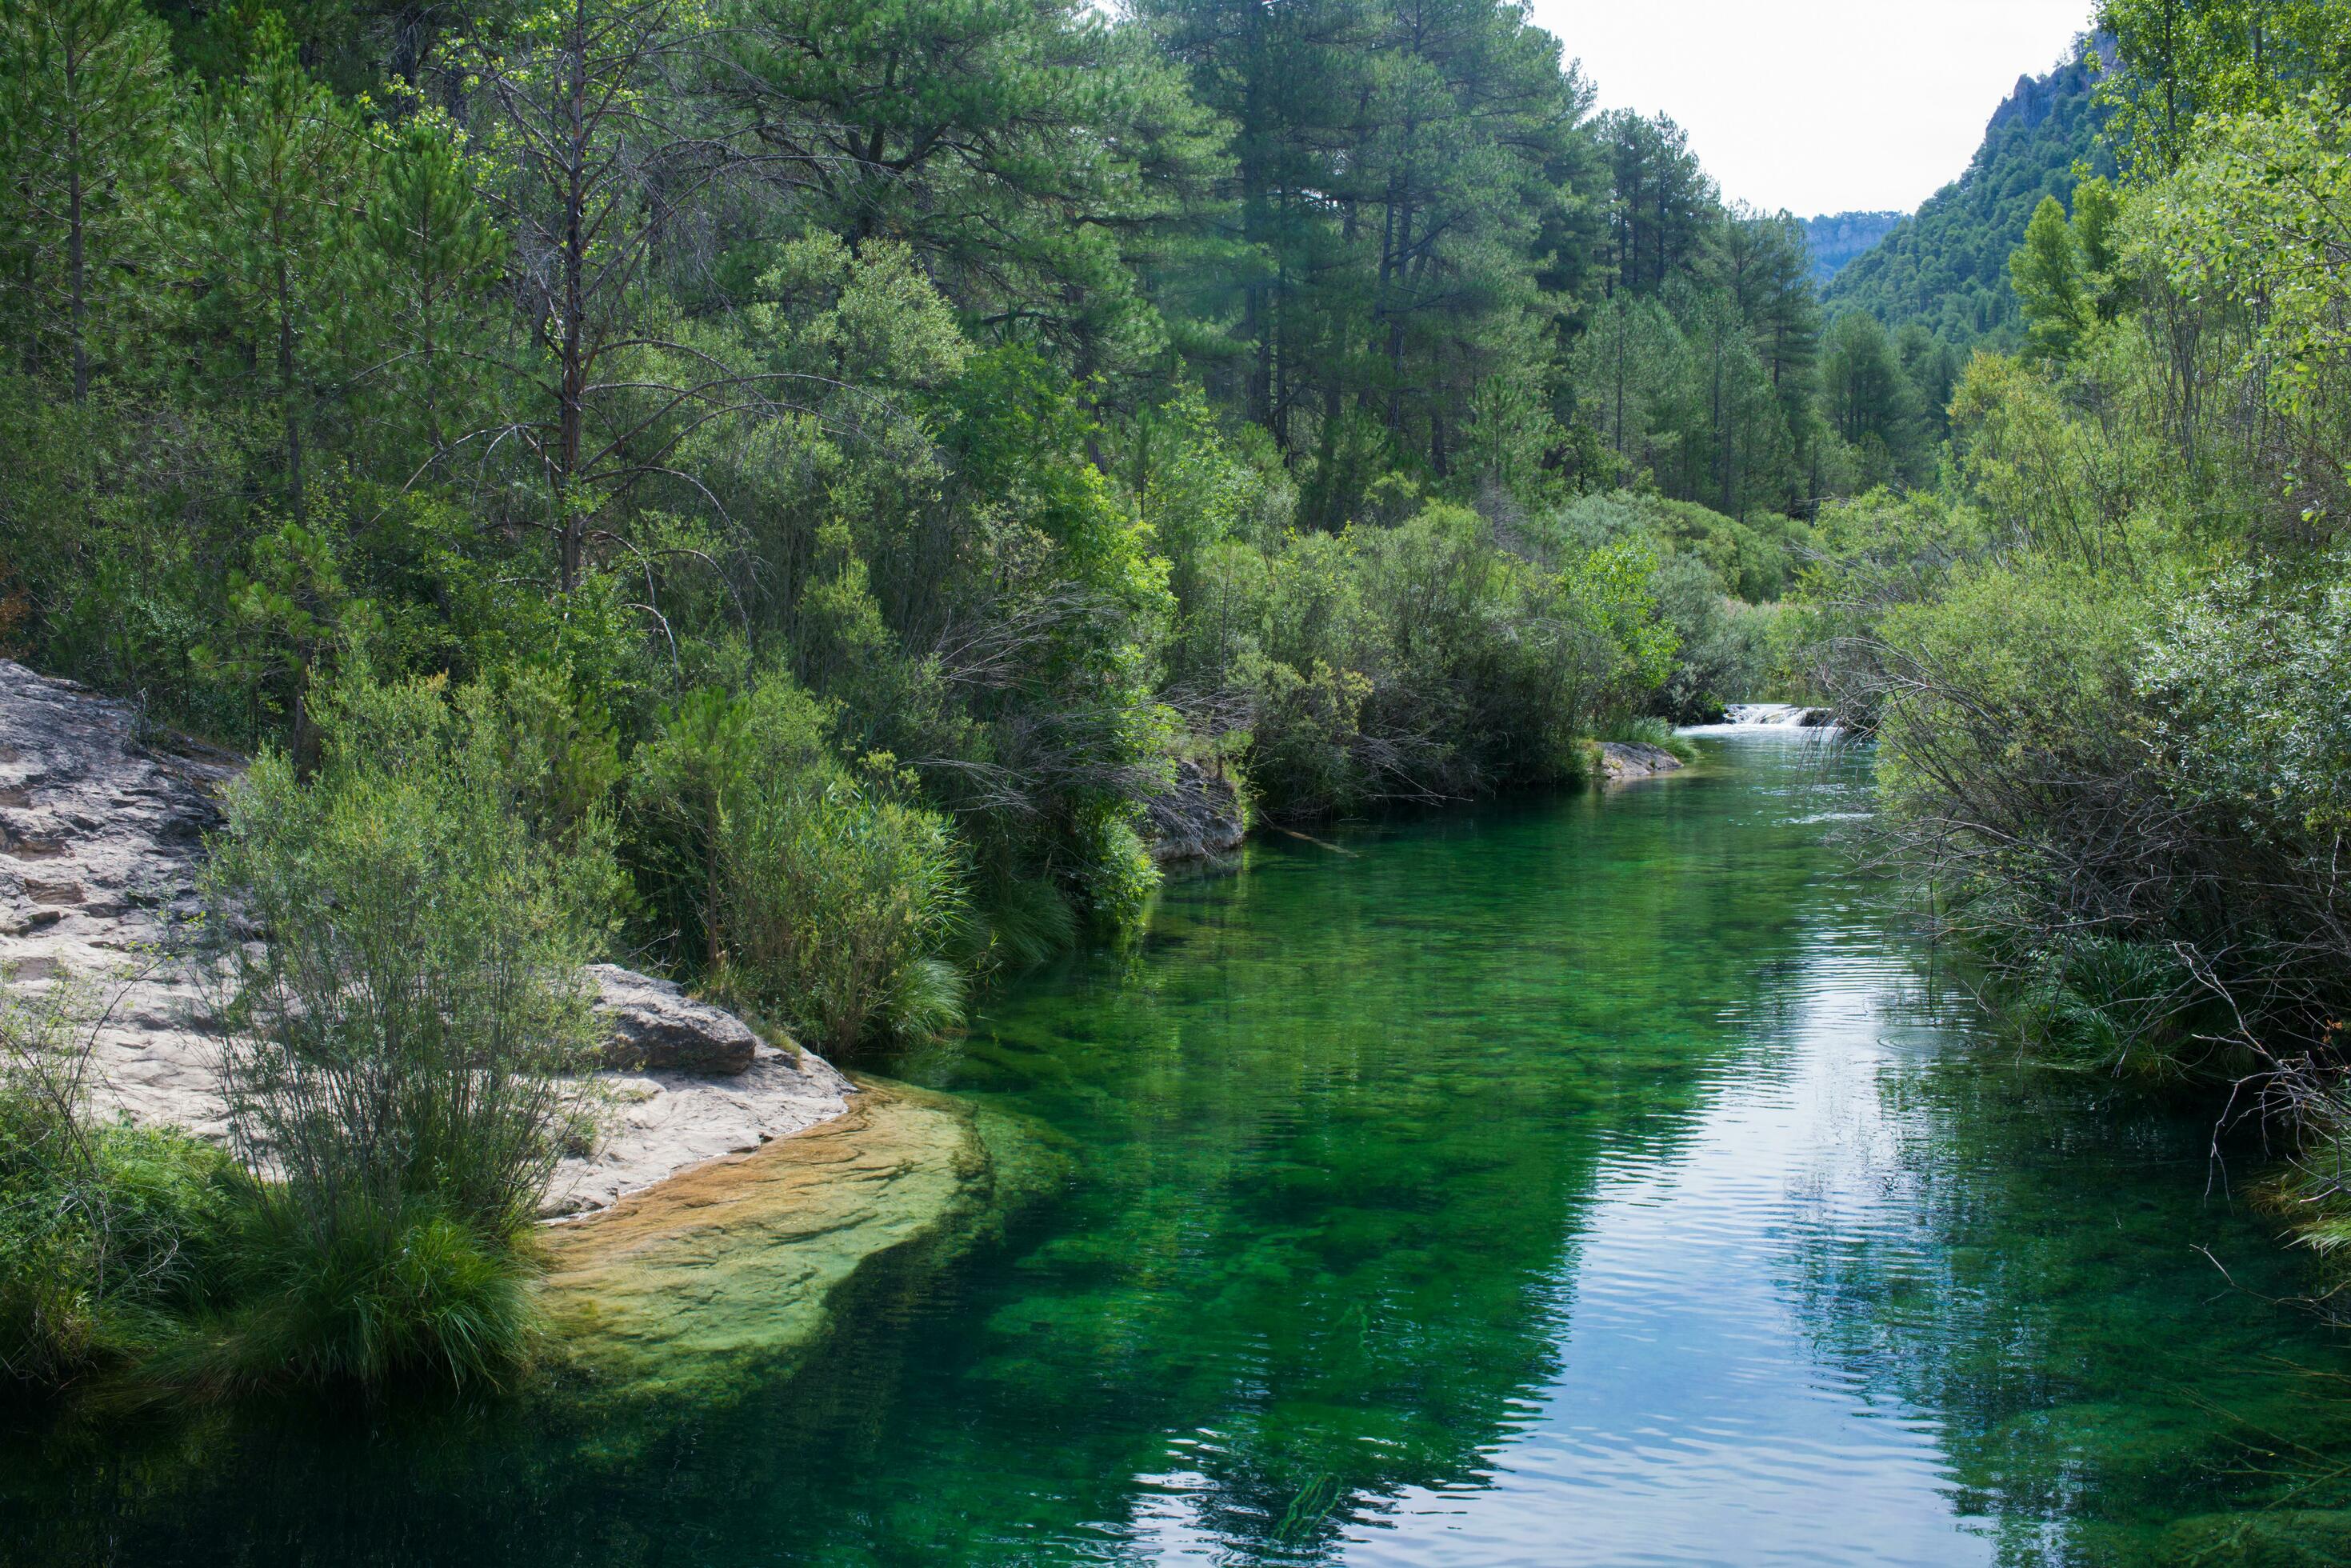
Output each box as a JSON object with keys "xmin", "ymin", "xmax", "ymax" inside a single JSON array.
[
  {"xmin": 1156, "ymin": 487, "xmax": 1679, "ymax": 818},
  {"xmin": 194, "ymin": 673, "xmax": 619, "ymax": 1386},
  {"xmin": 1797, "ymin": 9, "xmax": 2351, "ymax": 1289},
  {"xmin": 627, "ymin": 671, "xmax": 969, "ymax": 1052},
  {"xmin": 1533, "ymin": 490, "xmax": 1797, "ymax": 722}
]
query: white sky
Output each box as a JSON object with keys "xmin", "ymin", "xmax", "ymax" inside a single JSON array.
[{"xmin": 1529, "ymin": 0, "xmax": 2100, "ymax": 217}]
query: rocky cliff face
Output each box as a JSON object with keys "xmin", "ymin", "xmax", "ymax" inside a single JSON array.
[
  {"xmin": 0, "ymin": 659, "xmax": 852, "ymax": 1215},
  {"xmin": 1801, "ymin": 210, "xmax": 1905, "ymax": 285},
  {"xmin": 1987, "ymin": 33, "xmax": 2115, "ymax": 138}
]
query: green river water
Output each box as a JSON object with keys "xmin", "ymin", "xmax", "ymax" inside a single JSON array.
[{"xmin": 14, "ymin": 731, "xmax": 2351, "ymax": 1566}]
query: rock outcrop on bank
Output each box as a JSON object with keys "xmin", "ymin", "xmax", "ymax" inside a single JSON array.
[
  {"xmin": 1145, "ymin": 759, "xmax": 1246, "ymax": 862},
  {"xmin": 0, "ymin": 661, "xmax": 238, "ymax": 1138},
  {"xmin": 0, "ymin": 658, "xmax": 853, "ymax": 1216},
  {"xmin": 1598, "ymin": 740, "xmax": 1686, "ymax": 784},
  {"xmin": 550, "ymin": 971, "xmax": 853, "ymax": 1214}
]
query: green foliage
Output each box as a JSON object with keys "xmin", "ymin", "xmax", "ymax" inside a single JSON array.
[
  {"xmin": 1535, "ymin": 490, "xmax": 1798, "ymax": 719},
  {"xmin": 2012, "ymin": 194, "xmax": 2098, "ymax": 363},
  {"xmin": 1821, "ymin": 311, "xmax": 1928, "ymax": 485},
  {"xmin": 2006, "ymin": 936, "xmax": 2208, "ymax": 1077},
  {"xmin": 0, "ymin": 980, "xmax": 244, "ymax": 1386},
  {"xmin": 158, "ymin": 1197, "xmax": 542, "ymax": 1394},
  {"xmin": 1801, "ymin": 22, "xmax": 2351, "ymax": 1208},
  {"xmin": 627, "ymin": 671, "xmax": 968, "ymax": 1050},
  {"xmin": 2094, "ymin": 0, "xmax": 2351, "ymax": 175},
  {"xmin": 201, "ymin": 670, "xmax": 618, "ymax": 1386},
  {"xmin": 722, "ymin": 0, "xmax": 1221, "ymax": 377},
  {"xmin": 2142, "ymin": 550, "xmax": 2351, "ymax": 842},
  {"xmin": 1610, "ymin": 713, "xmax": 1699, "ymax": 765},
  {"xmin": 1170, "ymin": 497, "xmax": 1676, "ymax": 815},
  {"xmin": 185, "ymin": 14, "xmax": 370, "ymax": 526},
  {"xmin": 2136, "ymin": 94, "xmax": 2351, "ymax": 533},
  {"xmin": 0, "ymin": 0, "xmax": 176, "ymax": 399}
]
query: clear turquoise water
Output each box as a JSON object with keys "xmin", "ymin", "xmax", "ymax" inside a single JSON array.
[{"xmin": 13, "ymin": 734, "xmax": 2351, "ymax": 1566}]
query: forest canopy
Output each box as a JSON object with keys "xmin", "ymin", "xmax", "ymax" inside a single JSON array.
[{"xmin": 0, "ymin": 0, "xmax": 1941, "ymax": 998}]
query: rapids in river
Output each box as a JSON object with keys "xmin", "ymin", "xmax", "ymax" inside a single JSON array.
[{"xmin": 13, "ymin": 731, "xmax": 2351, "ymax": 1566}]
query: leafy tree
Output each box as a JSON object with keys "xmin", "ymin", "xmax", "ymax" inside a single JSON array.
[
  {"xmin": 350, "ymin": 114, "xmax": 506, "ymax": 466},
  {"xmin": 726, "ymin": 0, "xmax": 1225, "ymax": 382},
  {"xmin": 1595, "ymin": 110, "xmax": 1715, "ymax": 298},
  {"xmin": 1821, "ymin": 310, "xmax": 1923, "ymax": 484},
  {"xmin": 462, "ymin": 0, "xmax": 742, "ymax": 592},
  {"xmin": 2096, "ymin": 0, "xmax": 2351, "ymax": 174}
]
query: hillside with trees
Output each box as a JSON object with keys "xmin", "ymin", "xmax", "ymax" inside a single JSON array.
[{"xmin": 1824, "ymin": 38, "xmax": 2112, "ymax": 345}]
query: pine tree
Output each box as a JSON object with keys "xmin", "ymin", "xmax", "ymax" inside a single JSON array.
[
  {"xmin": 2010, "ymin": 194, "xmax": 2092, "ymax": 364},
  {"xmin": 352, "ymin": 115, "xmax": 506, "ymax": 465},
  {"xmin": 0, "ymin": 0, "xmax": 176, "ymax": 400},
  {"xmin": 186, "ymin": 16, "xmax": 370, "ymax": 525}
]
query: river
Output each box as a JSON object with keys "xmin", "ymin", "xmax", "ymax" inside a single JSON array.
[{"xmin": 12, "ymin": 731, "xmax": 2351, "ymax": 1566}]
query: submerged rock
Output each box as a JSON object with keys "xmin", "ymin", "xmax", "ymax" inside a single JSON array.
[
  {"xmin": 1599, "ymin": 741, "xmax": 1685, "ymax": 784},
  {"xmin": 542, "ymin": 1077, "xmax": 1058, "ymax": 1396},
  {"xmin": 1146, "ymin": 758, "xmax": 1246, "ymax": 863}
]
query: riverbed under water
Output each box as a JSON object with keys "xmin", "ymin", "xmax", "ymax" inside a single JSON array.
[{"xmin": 13, "ymin": 733, "xmax": 2351, "ymax": 1566}]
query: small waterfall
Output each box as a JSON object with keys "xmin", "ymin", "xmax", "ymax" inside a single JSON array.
[
  {"xmin": 1682, "ymin": 703, "xmax": 1839, "ymax": 733},
  {"xmin": 1722, "ymin": 703, "xmax": 1833, "ymax": 727}
]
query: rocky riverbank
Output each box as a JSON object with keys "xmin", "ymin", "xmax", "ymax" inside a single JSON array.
[
  {"xmin": 544, "ymin": 1078, "xmax": 1055, "ymax": 1394},
  {"xmin": 1145, "ymin": 758, "xmax": 1247, "ymax": 862},
  {"xmin": 0, "ymin": 659, "xmax": 855, "ymax": 1216},
  {"xmin": 1598, "ymin": 740, "xmax": 1687, "ymax": 784}
]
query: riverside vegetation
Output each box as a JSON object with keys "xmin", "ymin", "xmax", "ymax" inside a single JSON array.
[
  {"xmin": 0, "ymin": 0, "xmax": 1889, "ymax": 1396},
  {"xmin": 1800, "ymin": 4, "xmax": 2351, "ymax": 1307},
  {"xmin": 1, "ymin": 0, "xmax": 2346, "ymax": 1413}
]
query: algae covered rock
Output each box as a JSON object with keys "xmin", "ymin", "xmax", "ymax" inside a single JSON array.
[{"xmin": 542, "ymin": 1076, "xmax": 1061, "ymax": 1398}]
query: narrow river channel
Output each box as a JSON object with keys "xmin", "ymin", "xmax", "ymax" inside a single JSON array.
[{"xmin": 15, "ymin": 732, "xmax": 2351, "ymax": 1566}]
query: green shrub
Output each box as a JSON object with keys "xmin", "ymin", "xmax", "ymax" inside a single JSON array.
[
  {"xmin": 1609, "ymin": 714, "xmax": 1700, "ymax": 765},
  {"xmin": 154, "ymin": 1199, "xmax": 539, "ymax": 1394},
  {"xmin": 630, "ymin": 670, "xmax": 969, "ymax": 1051},
  {"xmin": 714, "ymin": 767, "xmax": 967, "ymax": 1052},
  {"xmin": 1167, "ymin": 501, "xmax": 1675, "ymax": 818},
  {"xmin": 198, "ymin": 671, "xmax": 619, "ymax": 1387},
  {"xmin": 2005, "ymin": 937, "xmax": 2214, "ymax": 1078},
  {"xmin": 0, "ymin": 981, "xmax": 241, "ymax": 1386}
]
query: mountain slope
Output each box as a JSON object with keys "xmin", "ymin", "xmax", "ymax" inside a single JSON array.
[
  {"xmin": 1824, "ymin": 38, "xmax": 2113, "ymax": 344},
  {"xmin": 1801, "ymin": 211, "xmax": 1905, "ymax": 285}
]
